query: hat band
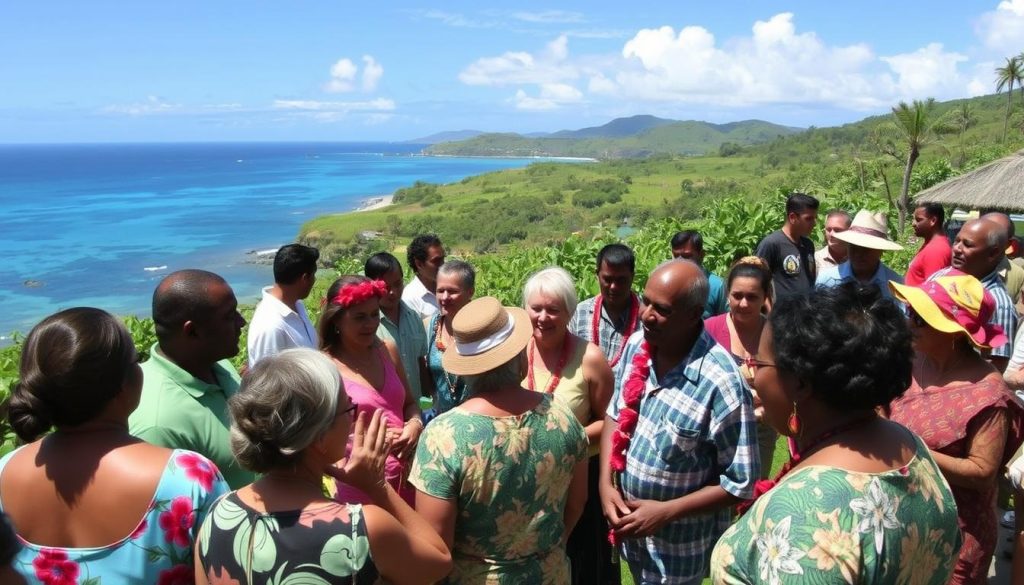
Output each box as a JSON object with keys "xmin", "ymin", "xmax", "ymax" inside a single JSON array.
[
  {"xmin": 455, "ymin": 315, "xmax": 516, "ymax": 356},
  {"xmin": 848, "ymin": 225, "xmax": 887, "ymax": 239}
]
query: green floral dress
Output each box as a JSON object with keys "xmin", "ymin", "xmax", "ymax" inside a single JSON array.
[
  {"xmin": 711, "ymin": 435, "xmax": 961, "ymax": 585},
  {"xmin": 410, "ymin": 394, "xmax": 588, "ymax": 584}
]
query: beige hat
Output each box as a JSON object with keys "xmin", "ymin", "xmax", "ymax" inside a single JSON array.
[
  {"xmin": 832, "ymin": 210, "xmax": 903, "ymax": 251},
  {"xmin": 442, "ymin": 296, "xmax": 533, "ymax": 375}
]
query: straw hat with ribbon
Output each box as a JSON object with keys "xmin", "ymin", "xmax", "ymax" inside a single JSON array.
[
  {"xmin": 442, "ymin": 296, "xmax": 533, "ymax": 376},
  {"xmin": 833, "ymin": 210, "xmax": 903, "ymax": 251},
  {"xmin": 889, "ymin": 269, "xmax": 1007, "ymax": 349}
]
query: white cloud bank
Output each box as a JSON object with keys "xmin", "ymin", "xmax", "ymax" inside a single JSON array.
[
  {"xmin": 325, "ymin": 55, "xmax": 384, "ymax": 93},
  {"xmin": 976, "ymin": 0, "xmax": 1024, "ymax": 54}
]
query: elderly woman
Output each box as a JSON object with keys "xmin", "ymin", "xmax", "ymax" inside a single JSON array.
[
  {"xmin": 320, "ymin": 275, "xmax": 423, "ymax": 505},
  {"xmin": 424, "ymin": 260, "xmax": 476, "ymax": 415},
  {"xmin": 410, "ymin": 297, "xmax": 589, "ymax": 583},
  {"xmin": 888, "ymin": 271, "xmax": 1024, "ymax": 585},
  {"xmin": 196, "ymin": 348, "xmax": 451, "ymax": 584},
  {"xmin": 522, "ymin": 266, "xmax": 614, "ymax": 584},
  {"xmin": 711, "ymin": 284, "xmax": 961, "ymax": 584},
  {"xmin": 2, "ymin": 308, "xmax": 228, "ymax": 583},
  {"xmin": 704, "ymin": 256, "xmax": 775, "ymax": 475}
]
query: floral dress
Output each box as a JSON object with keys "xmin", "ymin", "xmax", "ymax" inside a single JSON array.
[
  {"xmin": 0, "ymin": 448, "xmax": 227, "ymax": 585},
  {"xmin": 197, "ymin": 493, "xmax": 379, "ymax": 584},
  {"xmin": 710, "ymin": 435, "xmax": 961, "ymax": 585},
  {"xmin": 410, "ymin": 394, "xmax": 588, "ymax": 584},
  {"xmin": 426, "ymin": 313, "xmax": 469, "ymax": 415}
]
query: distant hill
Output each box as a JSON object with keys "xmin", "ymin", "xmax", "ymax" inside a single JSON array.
[
  {"xmin": 406, "ymin": 130, "xmax": 485, "ymax": 144},
  {"xmin": 425, "ymin": 116, "xmax": 802, "ymax": 158}
]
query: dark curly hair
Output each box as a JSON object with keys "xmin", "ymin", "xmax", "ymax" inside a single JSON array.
[{"xmin": 769, "ymin": 283, "xmax": 912, "ymax": 411}]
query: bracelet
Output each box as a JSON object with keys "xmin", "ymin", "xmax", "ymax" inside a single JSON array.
[{"xmin": 404, "ymin": 416, "xmax": 424, "ymax": 429}]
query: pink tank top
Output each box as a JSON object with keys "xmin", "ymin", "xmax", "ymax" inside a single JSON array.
[{"xmin": 334, "ymin": 345, "xmax": 415, "ymax": 505}]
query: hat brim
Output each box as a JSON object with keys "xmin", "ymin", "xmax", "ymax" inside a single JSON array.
[
  {"xmin": 441, "ymin": 307, "xmax": 534, "ymax": 376},
  {"xmin": 834, "ymin": 230, "xmax": 903, "ymax": 251},
  {"xmin": 889, "ymin": 281, "xmax": 1004, "ymax": 349}
]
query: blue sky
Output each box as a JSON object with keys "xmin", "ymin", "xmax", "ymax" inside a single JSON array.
[{"xmin": 2, "ymin": 1, "xmax": 1023, "ymax": 142}]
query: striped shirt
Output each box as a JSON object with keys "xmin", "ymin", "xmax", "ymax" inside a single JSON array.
[
  {"xmin": 607, "ymin": 329, "xmax": 759, "ymax": 585},
  {"xmin": 930, "ymin": 267, "xmax": 1018, "ymax": 359}
]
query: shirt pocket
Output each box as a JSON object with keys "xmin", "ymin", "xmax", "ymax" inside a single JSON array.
[{"xmin": 654, "ymin": 420, "xmax": 701, "ymax": 465}]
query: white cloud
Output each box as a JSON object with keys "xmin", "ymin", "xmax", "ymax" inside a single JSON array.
[
  {"xmin": 459, "ymin": 35, "xmax": 578, "ymax": 86},
  {"xmin": 881, "ymin": 43, "xmax": 968, "ymax": 98},
  {"xmin": 976, "ymin": 0, "xmax": 1024, "ymax": 53},
  {"xmin": 512, "ymin": 83, "xmax": 584, "ymax": 110},
  {"xmin": 417, "ymin": 10, "xmax": 496, "ymax": 28},
  {"xmin": 102, "ymin": 95, "xmax": 181, "ymax": 116},
  {"xmin": 273, "ymin": 98, "xmax": 395, "ymax": 112},
  {"xmin": 511, "ymin": 10, "xmax": 584, "ymax": 24},
  {"xmin": 325, "ymin": 56, "xmax": 384, "ymax": 93}
]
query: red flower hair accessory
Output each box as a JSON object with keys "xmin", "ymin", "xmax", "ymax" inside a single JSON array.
[{"xmin": 330, "ymin": 280, "xmax": 388, "ymax": 307}]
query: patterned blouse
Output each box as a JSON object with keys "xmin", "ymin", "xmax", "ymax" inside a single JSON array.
[
  {"xmin": 426, "ymin": 313, "xmax": 469, "ymax": 415},
  {"xmin": 711, "ymin": 434, "xmax": 961, "ymax": 585},
  {"xmin": 0, "ymin": 448, "xmax": 227, "ymax": 585},
  {"xmin": 410, "ymin": 394, "xmax": 588, "ymax": 584}
]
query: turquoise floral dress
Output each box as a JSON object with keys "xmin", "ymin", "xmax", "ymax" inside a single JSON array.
[
  {"xmin": 710, "ymin": 435, "xmax": 962, "ymax": 585},
  {"xmin": 0, "ymin": 448, "xmax": 227, "ymax": 585},
  {"xmin": 410, "ymin": 394, "xmax": 588, "ymax": 584},
  {"xmin": 197, "ymin": 493, "xmax": 379, "ymax": 584}
]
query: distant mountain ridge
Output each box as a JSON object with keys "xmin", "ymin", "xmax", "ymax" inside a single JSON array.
[
  {"xmin": 407, "ymin": 130, "xmax": 485, "ymax": 144},
  {"xmin": 424, "ymin": 115, "xmax": 802, "ymax": 158}
]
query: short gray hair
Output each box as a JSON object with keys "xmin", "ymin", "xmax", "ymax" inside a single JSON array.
[
  {"xmin": 523, "ymin": 266, "xmax": 578, "ymax": 316},
  {"xmin": 438, "ymin": 259, "xmax": 476, "ymax": 291},
  {"xmin": 464, "ymin": 351, "xmax": 526, "ymax": 395},
  {"xmin": 229, "ymin": 348, "xmax": 340, "ymax": 472}
]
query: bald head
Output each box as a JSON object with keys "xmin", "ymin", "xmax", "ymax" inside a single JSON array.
[
  {"xmin": 982, "ymin": 212, "xmax": 1015, "ymax": 240},
  {"xmin": 641, "ymin": 260, "xmax": 708, "ymax": 351},
  {"xmin": 153, "ymin": 269, "xmax": 230, "ymax": 342},
  {"xmin": 649, "ymin": 260, "xmax": 709, "ymax": 311},
  {"xmin": 952, "ymin": 219, "xmax": 1006, "ymax": 277}
]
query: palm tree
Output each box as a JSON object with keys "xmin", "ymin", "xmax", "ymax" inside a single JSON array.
[
  {"xmin": 995, "ymin": 56, "xmax": 1024, "ymax": 142},
  {"xmin": 874, "ymin": 98, "xmax": 954, "ymax": 232},
  {"xmin": 951, "ymin": 102, "xmax": 975, "ymax": 168}
]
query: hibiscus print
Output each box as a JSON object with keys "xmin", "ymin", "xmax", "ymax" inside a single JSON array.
[
  {"xmin": 755, "ymin": 516, "xmax": 806, "ymax": 585},
  {"xmin": 32, "ymin": 548, "xmax": 80, "ymax": 585},
  {"xmin": 157, "ymin": 564, "xmax": 193, "ymax": 585},
  {"xmin": 176, "ymin": 452, "xmax": 219, "ymax": 493},
  {"xmin": 850, "ymin": 477, "xmax": 901, "ymax": 554},
  {"xmin": 159, "ymin": 496, "xmax": 197, "ymax": 548}
]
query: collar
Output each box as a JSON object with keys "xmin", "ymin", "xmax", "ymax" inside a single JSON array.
[
  {"xmin": 145, "ymin": 344, "xmax": 237, "ymax": 399},
  {"xmin": 380, "ymin": 300, "xmax": 417, "ymax": 328},
  {"xmin": 261, "ymin": 286, "xmax": 299, "ymax": 318},
  {"xmin": 649, "ymin": 326, "xmax": 714, "ymax": 389},
  {"xmin": 837, "ymin": 261, "xmax": 886, "ymax": 284}
]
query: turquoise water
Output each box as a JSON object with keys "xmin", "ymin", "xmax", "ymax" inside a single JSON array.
[{"xmin": 0, "ymin": 142, "xmax": 551, "ymax": 337}]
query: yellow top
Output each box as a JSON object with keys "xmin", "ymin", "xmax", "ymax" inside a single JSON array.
[{"xmin": 524, "ymin": 337, "xmax": 597, "ymax": 456}]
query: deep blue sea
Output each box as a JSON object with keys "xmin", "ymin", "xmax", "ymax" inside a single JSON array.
[{"xmin": 0, "ymin": 142, "xmax": 549, "ymax": 338}]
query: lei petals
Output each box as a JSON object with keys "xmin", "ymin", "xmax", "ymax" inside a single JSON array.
[
  {"xmin": 617, "ymin": 408, "xmax": 639, "ymax": 434},
  {"xmin": 331, "ymin": 279, "xmax": 388, "ymax": 307}
]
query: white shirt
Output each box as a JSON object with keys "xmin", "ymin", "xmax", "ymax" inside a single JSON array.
[
  {"xmin": 247, "ymin": 286, "xmax": 318, "ymax": 367},
  {"xmin": 401, "ymin": 276, "xmax": 439, "ymax": 320}
]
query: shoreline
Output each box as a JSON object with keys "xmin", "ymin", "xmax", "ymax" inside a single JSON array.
[{"xmin": 354, "ymin": 194, "xmax": 394, "ymax": 212}]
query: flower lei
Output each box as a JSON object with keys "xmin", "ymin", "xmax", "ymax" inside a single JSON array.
[
  {"xmin": 432, "ymin": 314, "xmax": 465, "ymax": 405},
  {"xmin": 607, "ymin": 340, "xmax": 652, "ymax": 546},
  {"xmin": 591, "ymin": 293, "xmax": 640, "ymax": 368},
  {"xmin": 331, "ymin": 279, "xmax": 388, "ymax": 307},
  {"xmin": 526, "ymin": 334, "xmax": 573, "ymax": 394}
]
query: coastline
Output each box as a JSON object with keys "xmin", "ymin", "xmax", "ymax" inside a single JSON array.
[{"xmin": 354, "ymin": 194, "xmax": 394, "ymax": 212}]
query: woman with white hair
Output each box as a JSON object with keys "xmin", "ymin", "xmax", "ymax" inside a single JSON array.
[
  {"xmin": 522, "ymin": 266, "xmax": 615, "ymax": 585},
  {"xmin": 195, "ymin": 348, "xmax": 451, "ymax": 585},
  {"xmin": 411, "ymin": 297, "xmax": 589, "ymax": 583}
]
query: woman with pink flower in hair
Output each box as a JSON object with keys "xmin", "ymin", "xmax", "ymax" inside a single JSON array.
[
  {"xmin": 319, "ymin": 275, "xmax": 423, "ymax": 505},
  {"xmin": 0, "ymin": 307, "xmax": 228, "ymax": 584}
]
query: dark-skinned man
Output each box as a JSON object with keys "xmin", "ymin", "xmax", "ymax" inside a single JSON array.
[{"xmin": 599, "ymin": 260, "xmax": 758, "ymax": 585}]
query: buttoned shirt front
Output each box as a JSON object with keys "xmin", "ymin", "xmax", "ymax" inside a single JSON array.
[
  {"xmin": 816, "ymin": 261, "xmax": 904, "ymax": 298},
  {"xmin": 569, "ymin": 293, "xmax": 640, "ymax": 374},
  {"xmin": 246, "ymin": 286, "xmax": 318, "ymax": 367},
  {"xmin": 376, "ymin": 300, "xmax": 428, "ymax": 397},
  {"xmin": 607, "ymin": 329, "xmax": 758, "ymax": 585},
  {"xmin": 129, "ymin": 345, "xmax": 256, "ymax": 489},
  {"xmin": 401, "ymin": 276, "xmax": 439, "ymax": 320}
]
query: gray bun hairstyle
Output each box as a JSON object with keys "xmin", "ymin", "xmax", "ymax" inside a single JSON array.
[{"xmin": 229, "ymin": 348, "xmax": 341, "ymax": 473}]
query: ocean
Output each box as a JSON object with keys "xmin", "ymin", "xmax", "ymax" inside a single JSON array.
[{"xmin": 0, "ymin": 142, "xmax": 551, "ymax": 338}]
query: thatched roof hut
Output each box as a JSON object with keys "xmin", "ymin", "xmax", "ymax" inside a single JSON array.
[{"xmin": 914, "ymin": 149, "xmax": 1024, "ymax": 213}]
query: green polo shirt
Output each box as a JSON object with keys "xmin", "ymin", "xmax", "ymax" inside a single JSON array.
[
  {"xmin": 129, "ymin": 344, "xmax": 255, "ymax": 489},
  {"xmin": 376, "ymin": 300, "xmax": 428, "ymax": 397}
]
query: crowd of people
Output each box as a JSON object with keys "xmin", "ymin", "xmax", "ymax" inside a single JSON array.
[{"xmin": 3, "ymin": 192, "xmax": 1024, "ymax": 585}]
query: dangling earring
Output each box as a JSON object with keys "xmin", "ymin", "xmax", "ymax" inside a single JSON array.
[{"xmin": 787, "ymin": 402, "xmax": 802, "ymax": 436}]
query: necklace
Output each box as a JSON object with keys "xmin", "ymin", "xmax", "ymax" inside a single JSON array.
[
  {"xmin": 591, "ymin": 294, "xmax": 640, "ymax": 368},
  {"xmin": 434, "ymin": 314, "xmax": 447, "ymax": 351},
  {"xmin": 736, "ymin": 415, "xmax": 878, "ymax": 515},
  {"xmin": 526, "ymin": 333, "xmax": 573, "ymax": 394},
  {"xmin": 432, "ymin": 315, "xmax": 465, "ymax": 405}
]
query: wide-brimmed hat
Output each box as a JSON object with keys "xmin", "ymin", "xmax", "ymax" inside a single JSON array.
[
  {"xmin": 889, "ymin": 270, "xmax": 1007, "ymax": 349},
  {"xmin": 442, "ymin": 296, "xmax": 533, "ymax": 375},
  {"xmin": 833, "ymin": 210, "xmax": 903, "ymax": 251}
]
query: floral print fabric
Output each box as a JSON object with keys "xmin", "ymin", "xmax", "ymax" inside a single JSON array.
[
  {"xmin": 0, "ymin": 448, "xmax": 227, "ymax": 585},
  {"xmin": 710, "ymin": 436, "xmax": 961, "ymax": 585},
  {"xmin": 197, "ymin": 492, "xmax": 379, "ymax": 585},
  {"xmin": 409, "ymin": 394, "xmax": 588, "ymax": 584}
]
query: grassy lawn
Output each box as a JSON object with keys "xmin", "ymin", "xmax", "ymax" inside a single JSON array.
[{"xmin": 618, "ymin": 435, "xmax": 790, "ymax": 585}]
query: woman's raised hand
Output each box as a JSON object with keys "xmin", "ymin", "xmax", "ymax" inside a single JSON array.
[{"xmin": 326, "ymin": 409, "xmax": 391, "ymax": 495}]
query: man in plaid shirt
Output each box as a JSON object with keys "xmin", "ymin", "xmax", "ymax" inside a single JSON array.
[{"xmin": 599, "ymin": 260, "xmax": 759, "ymax": 585}]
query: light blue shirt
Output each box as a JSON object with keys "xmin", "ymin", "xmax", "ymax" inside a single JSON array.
[
  {"xmin": 816, "ymin": 261, "xmax": 903, "ymax": 298},
  {"xmin": 704, "ymin": 269, "xmax": 727, "ymax": 319}
]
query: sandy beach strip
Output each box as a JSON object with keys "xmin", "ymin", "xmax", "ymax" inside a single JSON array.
[{"xmin": 354, "ymin": 194, "xmax": 394, "ymax": 212}]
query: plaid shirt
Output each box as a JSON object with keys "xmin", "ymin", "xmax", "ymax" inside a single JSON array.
[
  {"xmin": 569, "ymin": 294, "xmax": 640, "ymax": 374},
  {"xmin": 607, "ymin": 329, "xmax": 758, "ymax": 585},
  {"xmin": 930, "ymin": 267, "xmax": 1018, "ymax": 359}
]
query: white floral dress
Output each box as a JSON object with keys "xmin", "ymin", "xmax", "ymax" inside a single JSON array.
[{"xmin": 711, "ymin": 436, "xmax": 961, "ymax": 585}]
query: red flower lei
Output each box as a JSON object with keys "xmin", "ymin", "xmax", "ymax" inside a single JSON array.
[
  {"xmin": 331, "ymin": 279, "xmax": 388, "ymax": 307},
  {"xmin": 607, "ymin": 340, "xmax": 651, "ymax": 546},
  {"xmin": 526, "ymin": 334, "xmax": 573, "ymax": 394},
  {"xmin": 591, "ymin": 294, "xmax": 640, "ymax": 368}
]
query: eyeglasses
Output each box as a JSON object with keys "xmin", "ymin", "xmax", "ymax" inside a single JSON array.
[
  {"xmin": 743, "ymin": 356, "xmax": 776, "ymax": 373},
  {"xmin": 339, "ymin": 403, "xmax": 358, "ymax": 418}
]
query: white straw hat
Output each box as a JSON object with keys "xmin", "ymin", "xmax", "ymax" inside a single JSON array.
[
  {"xmin": 832, "ymin": 210, "xmax": 903, "ymax": 251},
  {"xmin": 441, "ymin": 296, "xmax": 533, "ymax": 375}
]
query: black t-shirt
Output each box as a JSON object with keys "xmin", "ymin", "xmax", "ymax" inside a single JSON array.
[{"xmin": 755, "ymin": 230, "xmax": 816, "ymax": 300}]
